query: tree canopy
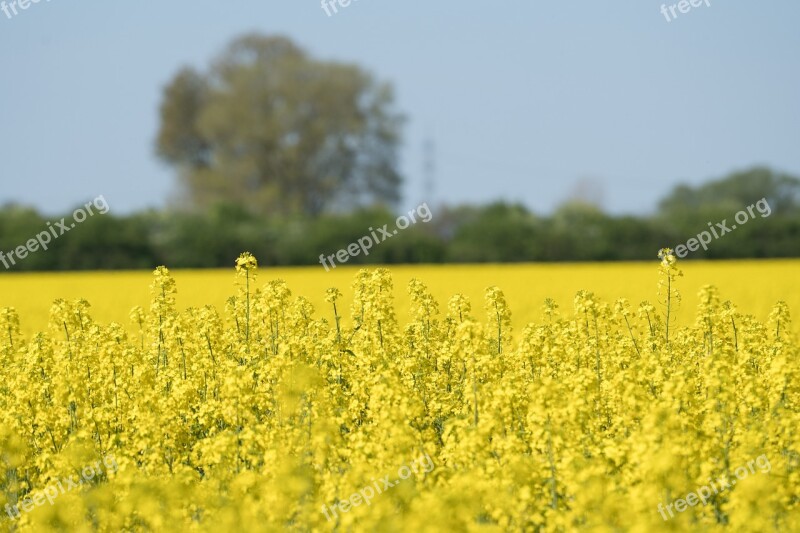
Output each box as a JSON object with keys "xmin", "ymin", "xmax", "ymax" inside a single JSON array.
[
  {"xmin": 658, "ymin": 167, "xmax": 800, "ymax": 217},
  {"xmin": 156, "ymin": 34, "xmax": 404, "ymax": 216}
]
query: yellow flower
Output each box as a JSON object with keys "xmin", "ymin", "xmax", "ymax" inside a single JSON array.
[{"xmin": 235, "ymin": 252, "xmax": 258, "ymax": 273}]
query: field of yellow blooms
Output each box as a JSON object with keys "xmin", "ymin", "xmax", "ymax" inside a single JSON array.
[{"xmin": 0, "ymin": 254, "xmax": 798, "ymax": 532}]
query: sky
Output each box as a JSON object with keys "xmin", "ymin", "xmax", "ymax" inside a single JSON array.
[{"xmin": 1, "ymin": 0, "xmax": 799, "ymax": 216}]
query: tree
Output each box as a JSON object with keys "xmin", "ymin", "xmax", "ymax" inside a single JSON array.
[
  {"xmin": 156, "ymin": 34, "xmax": 404, "ymax": 216},
  {"xmin": 658, "ymin": 167, "xmax": 800, "ymax": 217}
]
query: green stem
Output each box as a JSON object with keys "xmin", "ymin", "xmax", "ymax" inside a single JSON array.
[
  {"xmin": 245, "ymin": 271, "xmax": 251, "ymax": 346},
  {"xmin": 624, "ymin": 316, "xmax": 641, "ymax": 357}
]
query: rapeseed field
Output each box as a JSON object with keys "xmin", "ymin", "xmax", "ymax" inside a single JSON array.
[
  {"xmin": 1, "ymin": 260, "xmax": 797, "ymax": 338},
  {"xmin": 0, "ymin": 253, "xmax": 797, "ymax": 531}
]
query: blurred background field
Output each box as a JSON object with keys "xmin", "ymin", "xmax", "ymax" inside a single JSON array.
[{"xmin": 2, "ymin": 260, "xmax": 797, "ymax": 338}]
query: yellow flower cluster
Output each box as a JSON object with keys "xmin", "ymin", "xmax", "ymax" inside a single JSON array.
[{"xmin": 0, "ymin": 254, "xmax": 797, "ymax": 532}]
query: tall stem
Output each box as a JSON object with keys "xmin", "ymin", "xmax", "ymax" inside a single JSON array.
[
  {"xmin": 665, "ymin": 276, "xmax": 671, "ymax": 344},
  {"xmin": 245, "ymin": 271, "xmax": 251, "ymax": 346}
]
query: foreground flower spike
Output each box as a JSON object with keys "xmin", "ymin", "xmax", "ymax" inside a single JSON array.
[
  {"xmin": 657, "ymin": 247, "xmax": 683, "ymax": 343},
  {"xmin": 234, "ymin": 252, "xmax": 258, "ymax": 348}
]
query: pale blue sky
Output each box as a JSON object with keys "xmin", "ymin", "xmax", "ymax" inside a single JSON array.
[{"xmin": 1, "ymin": 1, "xmax": 798, "ymax": 215}]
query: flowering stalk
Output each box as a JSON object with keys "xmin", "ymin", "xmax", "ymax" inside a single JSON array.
[
  {"xmin": 658, "ymin": 248, "xmax": 683, "ymax": 344},
  {"xmin": 235, "ymin": 252, "xmax": 258, "ymax": 350}
]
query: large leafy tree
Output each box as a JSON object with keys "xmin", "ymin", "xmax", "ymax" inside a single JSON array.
[{"xmin": 156, "ymin": 34, "xmax": 404, "ymax": 216}]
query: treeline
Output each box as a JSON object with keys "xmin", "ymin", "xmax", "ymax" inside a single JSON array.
[{"xmin": 1, "ymin": 167, "xmax": 799, "ymax": 271}]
